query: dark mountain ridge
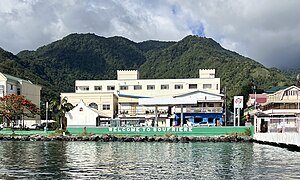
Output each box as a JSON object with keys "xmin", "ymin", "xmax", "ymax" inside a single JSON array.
[{"xmin": 0, "ymin": 33, "xmax": 294, "ymax": 109}]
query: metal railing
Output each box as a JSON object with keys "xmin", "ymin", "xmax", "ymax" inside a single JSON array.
[
  {"xmin": 257, "ymin": 117, "xmax": 300, "ymax": 133},
  {"xmin": 185, "ymin": 107, "xmax": 223, "ymax": 113}
]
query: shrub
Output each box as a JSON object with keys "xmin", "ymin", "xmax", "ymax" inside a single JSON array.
[
  {"xmin": 163, "ymin": 133, "xmax": 177, "ymax": 138},
  {"xmin": 244, "ymin": 127, "xmax": 252, "ymax": 136},
  {"xmin": 48, "ymin": 129, "xmax": 71, "ymax": 136},
  {"xmin": 79, "ymin": 132, "xmax": 95, "ymax": 136},
  {"xmin": 225, "ymin": 128, "xmax": 252, "ymax": 137}
]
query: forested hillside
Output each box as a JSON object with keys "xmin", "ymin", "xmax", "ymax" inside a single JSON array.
[
  {"xmin": 0, "ymin": 33, "xmax": 294, "ymax": 109},
  {"xmin": 139, "ymin": 36, "xmax": 292, "ymax": 102},
  {"xmin": 0, "ymin": 48, "xmax": 56, "ymax": 98},
  {"xmin": 281, "ymin": 68, "xmax": 300, "ymax": 82}
]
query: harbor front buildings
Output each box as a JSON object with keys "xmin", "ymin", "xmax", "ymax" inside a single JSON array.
[
  {"xmin": 0, "ymin": 72, "xmax": 42, "ymax": 127},
  {"xmin": 250, "ymin": 85, "xmax": 300, "ymax": 134},
  {"xmin": 62, "ymin": 69, "xmax": 224, "ymax": 128}
]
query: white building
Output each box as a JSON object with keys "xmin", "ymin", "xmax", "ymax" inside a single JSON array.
[
  {"xmin": 260, "ymin": 85, "xmax": 300, "ymax": 117},
  {"xmin": 253, "ymin": 85, "xmax": 300, "ymax": 133},
  {"xmin": 66, "ymin": 100, "xmax": 110, "ymax": 128},
  {"xmin": 61, "ymin": 69, "xmax": 224, "ymax": 127},
  {"xmin": 0, "ymin": 72, "xmax": 42, "ymax": 127}
]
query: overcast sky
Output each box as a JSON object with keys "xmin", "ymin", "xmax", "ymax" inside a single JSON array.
[{"xmin": 0, "ymin": 0, "xmax": 299, "ymax": 69}]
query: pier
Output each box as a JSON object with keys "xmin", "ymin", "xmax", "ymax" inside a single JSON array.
[{"xmin": 253, "ymin": 117, "xmax": 300, "ymax": 148}]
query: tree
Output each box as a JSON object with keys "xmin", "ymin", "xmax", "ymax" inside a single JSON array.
[
  {"xmin": 0, "ymin": 94, "xmax": 39, "ymax": 128},
  {"xmin": 49, "ymin": 97, "xmax": 73, "ymax": 130}
]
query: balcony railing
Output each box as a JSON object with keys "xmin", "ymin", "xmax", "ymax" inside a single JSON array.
[
  {"xmin": 256, "ymin": 117, "xmax": 300, "ymax": 133},
  {"xmin": 119, "ymin": 109, "xmax": 166, "ymax": 115},
  {"xmin": 184, "ymin": 107, "xmax": 223, "ymax": 113},
  {"xmin": 119, "ymin": 107, "xmax": 223, "ymax": 116}
]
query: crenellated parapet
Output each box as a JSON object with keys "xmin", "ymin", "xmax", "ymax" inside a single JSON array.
[
  {"xmin": 199, "ymin": 69, "xmax": 215, "ymax": 78},
  {"xmin": 117, "ymin": 70, "xmax": 139, "ymax": 80}
]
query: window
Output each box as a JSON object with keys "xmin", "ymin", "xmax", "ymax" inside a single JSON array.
[
  {"xmin": 147, "ymin": 85, "xmax": 155, "ymax": 90},
  {"xmin": 120, "ymin": 85, "xmax": 128, "ymax": 90},
  {"xmin": 107, "ymin": 85, "xmax": 115, "ymax": 91},
  {"xmin": 83, "ymin": 87, "xmax": 89, "ymax": 91},
  {"xmin": 103, "ymin": 104, "xmax": 111, "ymax": 110},
  {"xmin": 134, "ymin": 85, "xmax": 142, "ymax": 90},
  {"xmin": 94, "ymin": 86, "xmax": 102, "ymax": 91},
  {"xmin": 75, "ymin": 86, "xmax": 78, "ymax": 90},
  {"xmin": 161, "ymin": 84, "xmax": 169, "ymax": 90},
  {"xmin": 17, "ymin": 87, "xmax": 21, "ymax": 95},
  {"xmin": 189, "ymin": 84, "xmax": 197, "ymax": 89},
  {"xmin": 203, "ymin": 84, "xmax": 212, "ymax": 89},
  {"xmin": 216, "ymin": 84, "xmax": 218, "ymax": 90},
  {"xmin": 10, "ymin": 84, "xmax": 13, "ymax": 90},
  {"xmin": 175, "ymin": 84, "xmax": 183, "ymax": 89},
  {"xmin": 208, "ymin": 103, "xmax": 214, "ymax": 107},
  {"xmin": 89, "ymin": 103, "xmax": 98, "ymax": 110}
]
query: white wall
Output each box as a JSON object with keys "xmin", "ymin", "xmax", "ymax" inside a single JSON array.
[
  {"xmin": 254, "ymin": 133, "xmax": 300, "ymax": 146},
  {"xmin": 75, "ymin": 77, "xmax": 221, "ymax": 98},
  {"xmin": 66, "ymin": 101, "xmax": 99, "ymax": 127}
]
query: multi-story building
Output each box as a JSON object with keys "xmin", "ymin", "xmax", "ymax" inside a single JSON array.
[
  {"xmin": 251, "ymin": 85, "xmax": 300, "ymax": 133},
  {"xmin": 259, "ymin": 85, "xmax": 300, "ymax": 116},
  {"xmin": 61, "ymin": 69, "xmax": 224, "ymax": 127},
  {"xmin": 0, "ymin": 72, "xmax": 42, "ymax": 127}
]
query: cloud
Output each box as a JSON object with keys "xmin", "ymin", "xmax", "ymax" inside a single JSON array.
[{"xmin": 0, "ymin": 0, "xmax": 299, "ymax": 68}]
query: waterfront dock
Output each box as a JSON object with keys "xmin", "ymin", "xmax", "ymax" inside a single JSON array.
[{"xmin": 254, "ymin": 117, "xmax": 300, "ymax": 149}]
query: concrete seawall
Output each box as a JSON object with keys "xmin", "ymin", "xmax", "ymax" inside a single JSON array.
[{"xmin": 254, "ymin": 133, "xmax": 300, "ymax": 150}]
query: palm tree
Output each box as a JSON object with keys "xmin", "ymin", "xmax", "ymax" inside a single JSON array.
[{"xmin": 49, "ymin": 97, "xmax": 73, "ymax": 130}]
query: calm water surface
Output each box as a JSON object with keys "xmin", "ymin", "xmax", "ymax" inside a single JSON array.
[{"xmin": 0, "ymin": 141, "xmax": 299, "ymax": 179}]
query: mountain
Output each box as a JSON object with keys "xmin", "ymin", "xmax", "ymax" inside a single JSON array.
[
  {"xmin": 139, "ymin": 35, "xmax": 292, "ymax": 102},
  {"xmin": 280, "ymin": 68, "xmax": 300, "ymax": 82},
  {"xmin": 0, "ymin": 34, "xmax": 293, "ymax": 109},
  {"xmin": 0, "ymin": 48, "xmax": 58, "ymax": 99}
]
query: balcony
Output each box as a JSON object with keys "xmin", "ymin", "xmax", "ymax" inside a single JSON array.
[
  {"xmin": 184, "ymin": 107, "xmax": 223, "ymax": 113},
  {"xmin": 119, "ymin": 109, "xmax": 168, "ymax": 116}
]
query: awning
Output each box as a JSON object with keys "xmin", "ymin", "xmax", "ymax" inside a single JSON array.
[{"xmin": 92, "ymin": 110, "xmax": 110, "ymax": 118}]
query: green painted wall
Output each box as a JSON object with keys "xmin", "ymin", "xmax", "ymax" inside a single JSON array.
[
  {"xmin": 67, "ymin": 126, "xmax": 254, "ymax": 136},
  {"xmin": 0, "ymin": 126, "xmax": 254, "ymax": 137}
]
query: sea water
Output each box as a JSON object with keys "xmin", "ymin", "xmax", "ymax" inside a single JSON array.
[{"xmin": 0, "ymin": 141, "xmax": 299, "ymax": 179}]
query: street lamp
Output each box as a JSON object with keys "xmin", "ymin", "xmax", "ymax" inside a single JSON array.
[
  {"xmin": 253, "ymin": 85, "xmax": 257, "ymax": 109},
  {"xmin": 297, "ymin": 90, "xmax": 300, "ymax": 113}
]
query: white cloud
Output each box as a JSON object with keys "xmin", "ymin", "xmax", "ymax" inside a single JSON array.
[{"xmin": 0, "ymin": 0, "xmax": 299, "ymax": 68}]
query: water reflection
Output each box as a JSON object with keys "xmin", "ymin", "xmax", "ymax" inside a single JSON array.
[{"xmin": 0, "ymin": 141, "xmax": 299, "ymax": 179}]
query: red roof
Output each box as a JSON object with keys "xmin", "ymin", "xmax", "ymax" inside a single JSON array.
[{"xmin": 249, "ymin": 94, "xmax": 267, "ymax": 104}]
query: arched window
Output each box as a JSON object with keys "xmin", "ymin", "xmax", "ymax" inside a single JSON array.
[{"xmin": 89, "ymin": 103, "xmax": 98, "ymax": 110}]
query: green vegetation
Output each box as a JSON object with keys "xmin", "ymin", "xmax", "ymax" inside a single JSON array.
[
  {"xmin": 226, "ymin": 127, "xmax": 252, "ymax": 136},
  {"xmin": 163, "ymin": 133, "xmax": 177, "ymax": 138},
  {"xmin": 78, "ymin": 132, "xmax": 95, "ymax": 136},
  {"xmin": 0, "ymin": 34, "xmax": 295, "ymax": 113},
  {"xmin": 48, "ymin": 97, "xmax": 73, "ymax": 130},
  {"xmin": 280, "ymin": 68, "xmax": 300, "ymax": 82},
  {"xmin": 244, "ymin": 127, "xmax": 252, "ymax": 136},
  {"xmin": 0, "ymin": 94, "xmax": 39, "ymax": 125},
  {"xmin": 48, "ymin": 129, "xmax": 71, "ymax": 136}
]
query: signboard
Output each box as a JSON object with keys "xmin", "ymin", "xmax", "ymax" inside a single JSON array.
[
  {"xmin": 108, "ymin": 127, "xmax": 192, "ymax": 133},
  {"xmin": 234, "ymin": 96, "xmax": 243, "ymax": 109}
]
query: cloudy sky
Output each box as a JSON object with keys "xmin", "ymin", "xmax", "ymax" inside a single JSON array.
[{"xmin": 0, "ymin": 0, "xmax": 299, "ymax": 69}]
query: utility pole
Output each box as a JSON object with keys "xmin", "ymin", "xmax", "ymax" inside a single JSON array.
[
  {"xmin": 254, "ymin": 85, "xmax": 257, "ymax": 109},
  {"xmin": 297, "ymin": 90, "xmax": 300, "ymax": 113},
  {"xmin": 224, "ymin": 87, "xmax": 227, "ymax": 126},
  {"xmin": 45, "ymin": 102, "xmax": 48, "ymax": 132}
]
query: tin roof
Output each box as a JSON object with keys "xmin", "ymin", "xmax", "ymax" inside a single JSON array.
[{"xmin": 2, "ymin": 73, "xmax": 32, "ymax": 84}]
